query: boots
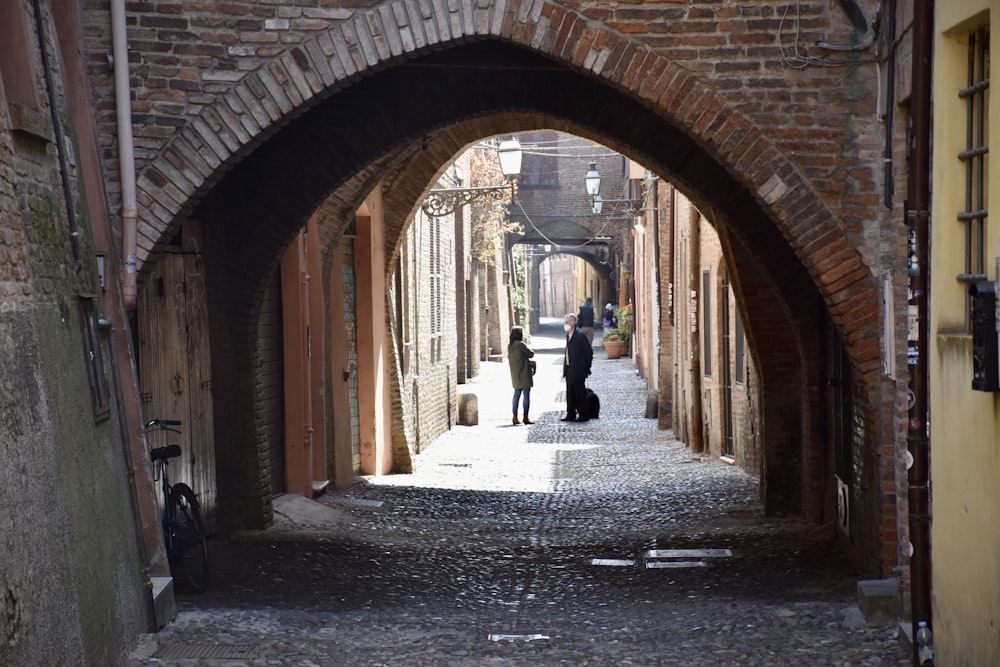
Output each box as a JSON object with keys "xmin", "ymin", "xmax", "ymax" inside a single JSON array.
[
  {"xmin": 522, "ymin": 415, "xmax": 533, "ymax": 425},
  {"xmin": 512, "ymin": 414, "xmax": 520, "ymax": 425}
]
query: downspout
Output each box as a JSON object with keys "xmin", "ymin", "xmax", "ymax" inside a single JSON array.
[
  {"xmin": 652, "ymin": 178, "xmax": 662, "ymax": 339},
  {"xmin": 31, "ymin": 0, "xmax": 81, "ymax": 273},
  {"xmin": 882, "ymin": 0, "xmax": 897, "ymax": 210},
  {"xmin": 907, "ymin": 1, "xmax": 934, "ymax": 664},
  {"xmin": 111, "ymin": 0, "xmax": 139, "ymax": 310},
  {"xmin": 670, "ymin": 187, "xmax": 678, "ymax": 430}
]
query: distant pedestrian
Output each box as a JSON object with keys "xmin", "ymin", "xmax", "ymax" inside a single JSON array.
[
  {"xmin": 578, "ymin": 297, "xmax": 596, "ymax": 345},
  {"xmin": 507, "ymin": 326, "xmax": 535, "ymax": 425},
  {"xmin": 602, "ymin": 303, "xmax": 616, "ymax": 329},
  {"xmin": 561, "ymin": 313, "xmax": 594, "ymax": 422}
]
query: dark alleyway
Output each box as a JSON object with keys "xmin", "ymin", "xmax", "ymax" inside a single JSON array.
[{"xmin": 130, "ymin": 321, "xmax": 909, "ymax": 666}]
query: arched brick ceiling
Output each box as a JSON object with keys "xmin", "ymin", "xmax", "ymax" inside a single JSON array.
[{"xmin": 186, "ymin": 38, "xmax": 873, "ymax": 380}]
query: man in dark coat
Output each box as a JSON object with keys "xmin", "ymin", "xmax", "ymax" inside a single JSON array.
[
  {"xmin": 562, "ymin": 313, "xmax": 594, "ymax": 422},
  {"xmin": 578, "ymin": 296, "xmax": 596, "ymax": 345}
]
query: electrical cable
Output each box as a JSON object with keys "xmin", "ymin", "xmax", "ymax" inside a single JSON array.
[{"xmin": 778, "ymin": 0, "xmax": 878, "ymax": 69}]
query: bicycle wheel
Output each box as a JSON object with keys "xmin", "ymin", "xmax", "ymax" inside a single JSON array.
[{"xmin": 169, "ymin": 483, "xmax": 209, "ymax": 592}]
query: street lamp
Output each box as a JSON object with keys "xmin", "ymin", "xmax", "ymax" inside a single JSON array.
[
  {"xmin": 421, "ymin": 137, "xmax": 523, "ymax": 217},
  {"xmin": 583, "ymin": 162, "xmax": 642, "ymax": 214},
  {"xmin": 585, "ymin": 161, "xmax": 602, "ymax": 198},
  {"xmin": 497, "ymin": 138, "xmax": 523, "ymax": 178}
]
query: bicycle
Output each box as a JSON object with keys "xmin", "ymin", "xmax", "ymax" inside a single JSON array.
[{"xmin": 145, "ymin": 418, "xmax": 209, "ymax": 592}]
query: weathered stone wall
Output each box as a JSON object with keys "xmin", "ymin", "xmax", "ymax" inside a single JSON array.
[{"xmin": 1, "ymin": 2, "xmax": 152, "ymax": 663}]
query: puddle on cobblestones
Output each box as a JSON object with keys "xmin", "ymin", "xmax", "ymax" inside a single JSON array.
[
  {"xmin": 488, "ymin": 633, "xmax": 550, "ymax": 642},
  {"xmin": 590, "ymin": 558, "xmax": 635, "ymax": 567},
  {"xmin": 644, "ymin": 548, "xmax": 733, "ymax": 559},
  {"xmin": 645, "ymin": 560, "xmax": 707, "ymax": 569}
]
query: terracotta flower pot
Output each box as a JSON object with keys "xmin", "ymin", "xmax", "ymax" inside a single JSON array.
[{"xmin": 604, "ymin": 340, "xmax": 628, "ymax": 359}]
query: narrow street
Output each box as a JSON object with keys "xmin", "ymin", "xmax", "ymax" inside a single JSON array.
[{"xmin": 131, "ymin": 320, "xmax": 909, "ymax": 666}]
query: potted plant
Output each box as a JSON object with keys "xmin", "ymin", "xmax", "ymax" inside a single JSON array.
[
  {"xmin": 603, "ymin": 327, "xmax": 630, "ymax": 359},
  {"xmin": 618, "ymin": 304, "xmax": 634, "ymax": 334}
]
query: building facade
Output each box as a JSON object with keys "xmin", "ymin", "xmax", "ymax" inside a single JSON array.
[{"xmin": 928, "ymin": 1, "xmax": 1000, "ymax": 662}]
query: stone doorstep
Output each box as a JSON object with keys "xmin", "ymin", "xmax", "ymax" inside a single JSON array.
[
  {"xmin": 857, "ymin": 577, "xmax": 899, "ymax": 623},
  {"xmin": 150, "ymin": 576, "xmax": 177, "ymax": 629}
]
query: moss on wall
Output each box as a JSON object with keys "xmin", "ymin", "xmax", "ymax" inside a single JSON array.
[{"xmin": 1, "ymin": 167, "xmax": 148, "ymax": 667}]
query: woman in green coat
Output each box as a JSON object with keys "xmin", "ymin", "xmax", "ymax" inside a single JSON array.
[{"xmin": 507, "ymin": 326, "xmax": 535, "ymax": 425}]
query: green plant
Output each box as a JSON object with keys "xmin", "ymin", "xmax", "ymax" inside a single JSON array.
[{"xmin": 603, "ymin": 328, "xmax": 630, "ymax": 343}]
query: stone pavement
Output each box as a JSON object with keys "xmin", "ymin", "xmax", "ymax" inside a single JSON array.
[{"xmin": 129, "ymin": 321, "xmax": 910, "ymax": 667}]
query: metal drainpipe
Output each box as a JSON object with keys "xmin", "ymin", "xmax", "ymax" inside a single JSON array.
[
  {"xmin": 907, "ymin": 0, "xmax": 934, "ymax": 664},
  {"xmin": 670, "ymin": 187, "xmax": 678, "ymax": 430},
  {"xmin": 651, "ymin": 177, "xmax": 662, "ymax": 337},
  {"xmin": 111, "ymin": 0, "xmax": 139, "ymax": 310},
  {"xmin": 882, "ymin": 0, "xmax": 898, "ymax": 210},
  {"xmin": 31, "ymin": 0, "xmax": 81, "ymax": 273}
]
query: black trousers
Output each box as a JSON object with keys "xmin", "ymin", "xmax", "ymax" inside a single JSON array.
[{"xmin": 566, "ymin": 377, "xmax": 587, "ymax": 419}]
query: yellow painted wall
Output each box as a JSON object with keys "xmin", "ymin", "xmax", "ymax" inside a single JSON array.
[{"xmin": 930, "ymin": 3, "xmax": 1000, "ymax": 661}]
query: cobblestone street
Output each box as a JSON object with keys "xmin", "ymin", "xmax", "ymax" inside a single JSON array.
[{"xmin": 131, "ymin": 323, "xmax": 910, "ymax": 667}]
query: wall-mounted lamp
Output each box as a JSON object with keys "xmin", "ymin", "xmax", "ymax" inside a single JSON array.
[
  {"xmin": 584, "ymin": 163, "xmax": 642, "ymax": 214},
  {"xmin": 585, "ymin": 161, "xmax": 602, "ymax": 197},
  {"xmin": 422, "ymin": 137, "xmax": 523, "ymax": 217}
]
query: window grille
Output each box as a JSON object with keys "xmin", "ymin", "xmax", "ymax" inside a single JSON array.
[
  {"xmin": 78, "ymin": 298, "xmax": 110, "ymax": 421},
  {"xmin": 958, "ymin": 25, "xmax": 990, "ymax": 328}
]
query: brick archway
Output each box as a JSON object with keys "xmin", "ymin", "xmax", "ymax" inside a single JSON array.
[
  {"xmin": 133, "ymin": 7, "xmax": 877, "ymax": 369},
  {"xmin": 126, "ymin": 3, "xmax": 886, "ymax": 567}
]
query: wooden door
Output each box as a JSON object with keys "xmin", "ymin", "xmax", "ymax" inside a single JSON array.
[{"xmin": 138, "ymin": 251, "xmax": 217, "ymax": 531}]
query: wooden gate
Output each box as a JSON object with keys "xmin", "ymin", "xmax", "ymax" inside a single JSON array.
[{"xmin": 138, "ymin": 251, "xmax": 217, "ymax": 532}]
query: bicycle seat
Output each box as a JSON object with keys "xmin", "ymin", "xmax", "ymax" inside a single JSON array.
[{"xmin": 150, "ymin": 445, "xmax": 182, "ymax": 462}]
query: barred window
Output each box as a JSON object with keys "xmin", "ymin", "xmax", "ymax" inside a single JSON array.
[
  {"xmin": 958, "ymin": 25, "xmax": 990, "ymax": 328},
  {"xmin": 78, "ymin": 298, "xmax": 110, "ymax": 421}
]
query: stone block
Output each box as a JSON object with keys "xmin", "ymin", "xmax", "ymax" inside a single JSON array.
[
  {"xmin": 457, "ymin": 392, "xmax": 478, "ymax": 425},
  {"xmin": 857, "ymin": 578, "xmax": 898, "ymax": 623},
  {"xmin": 645, "ymin": 388, "xmax": 659, "ymax": 418},
  {"xmin": 151, "ymin": 576, "xmax": 177, "ymax": 629}
]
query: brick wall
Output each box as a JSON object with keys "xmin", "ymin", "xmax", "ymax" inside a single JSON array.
[{"xmin": 393, "ymin": 163, "xmax": 465, "ymax": 454}]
